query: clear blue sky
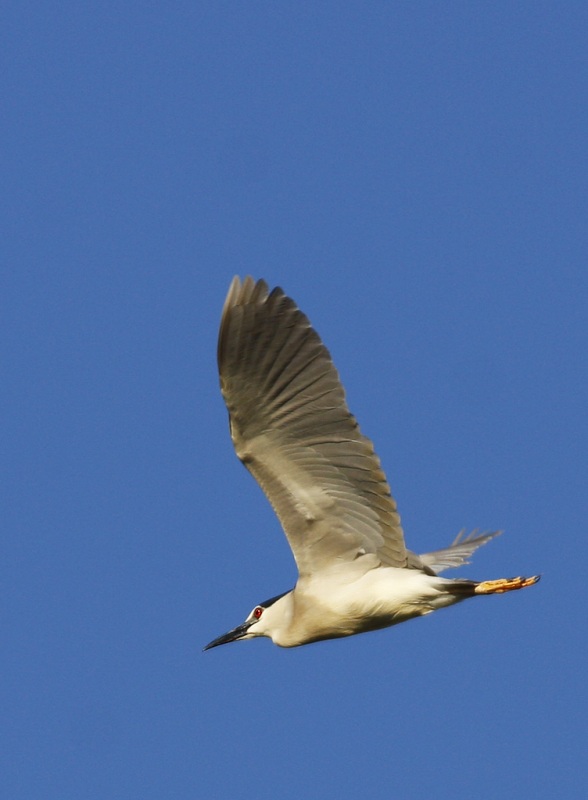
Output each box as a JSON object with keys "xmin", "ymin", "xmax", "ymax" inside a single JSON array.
[{"xmin": 2, "ymin": 3, "xmax": 586, "ymax": 798}]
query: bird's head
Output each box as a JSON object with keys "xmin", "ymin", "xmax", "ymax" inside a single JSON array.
[{"xmin": 204, "ymin": 591, "xmax": 290, "ymax": 650}]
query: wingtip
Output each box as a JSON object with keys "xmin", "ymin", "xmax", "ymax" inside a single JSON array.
[
  {"xmin": 451, "ymin": 528, "xmax": 503, "ymax": 546},
  {"xmin": 223, "ymin": 276, "xmax": 272, "ymax": 310}
]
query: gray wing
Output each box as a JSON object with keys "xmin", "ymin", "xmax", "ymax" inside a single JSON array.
[
  {"xmin": 419, "ymin": 529, "xmax": 502, "ymax": 574},
  {"xmin": 218, "ymin": 276, "xmax": 411, "ymax": 579}
]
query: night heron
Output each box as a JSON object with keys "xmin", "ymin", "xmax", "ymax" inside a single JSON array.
[{"xmin": 204, "ymin": 277, "xmax": 539, "ymax": 650}]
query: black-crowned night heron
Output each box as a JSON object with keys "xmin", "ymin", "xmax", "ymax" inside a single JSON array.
[{"xmin": 204, "ymin": 277, "xmax": 539, "ymax": 650}]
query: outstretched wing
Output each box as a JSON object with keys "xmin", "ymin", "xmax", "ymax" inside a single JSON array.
[
  {"xmin": 217, "ymin": 276, "xmax": 410, "ymax": 578},
  {"xmin": 419, "ymin": 529, "xmax": 502, "ymax": 574}
]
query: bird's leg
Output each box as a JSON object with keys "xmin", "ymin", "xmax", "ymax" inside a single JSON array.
[{"xmin": 474, "ymin": 575, "xmax": 540, "ymax": 594}]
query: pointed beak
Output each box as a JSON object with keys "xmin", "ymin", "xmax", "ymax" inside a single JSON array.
[{"xmin": 203, "ymin": 621, "xmax": 252, "ymax": 651}]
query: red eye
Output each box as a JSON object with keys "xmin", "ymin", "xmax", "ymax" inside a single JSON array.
[{"xmin": 254, "ymin": 607, "xmax": 263, "ymax": 619}]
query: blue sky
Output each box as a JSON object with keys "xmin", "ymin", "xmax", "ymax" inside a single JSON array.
[{"xmin": 2, "ymin": 3, "xmax": 587, "ymax": 798}]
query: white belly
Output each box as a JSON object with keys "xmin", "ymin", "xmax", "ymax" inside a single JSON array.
[{"xmin": 278, "ymin": 568, "xmax": 461, "ymax": 646}]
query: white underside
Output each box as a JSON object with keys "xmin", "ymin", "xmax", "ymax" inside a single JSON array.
[{"xmin": 269, "ymin": 567, "xmax": 463, "ymax": 647}]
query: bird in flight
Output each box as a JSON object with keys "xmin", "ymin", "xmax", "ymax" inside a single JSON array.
[{"xmin": 205, "ymin": 277, "xmax": 539, "ymax": 650}]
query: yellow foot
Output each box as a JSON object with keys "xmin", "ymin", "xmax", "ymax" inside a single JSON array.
[{"xmin": 475, "ymin": 575, "xmax": 541, "ymax": 595}]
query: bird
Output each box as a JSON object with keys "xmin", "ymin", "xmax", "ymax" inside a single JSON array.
[{"xmin": 204, "ymin": 277, "xmax": 539, "ymax": 650}]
